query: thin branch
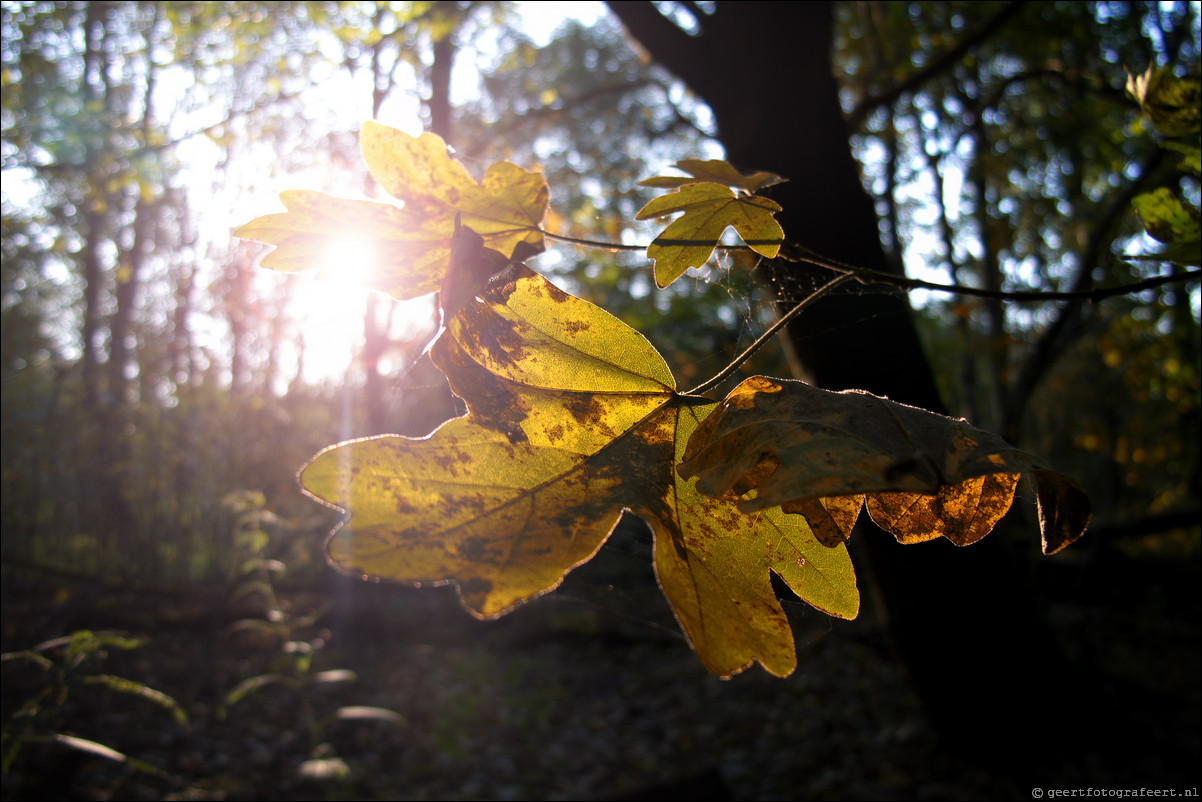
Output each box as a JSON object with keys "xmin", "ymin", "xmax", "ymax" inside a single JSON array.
[
  {"xmin": 685, "ymin": 273, "xmax": 856, "ymax": 397},
  {"xmin": 541, "ymin": 229, "xmax": 1200, "ymax": 304},
  {"xmin": 543, "ymin": 230, "xmax": 646, "ymax": 251},
  {"xmin": 847, "ymin": 1, "xmax": 1028, "ymax": 129}
]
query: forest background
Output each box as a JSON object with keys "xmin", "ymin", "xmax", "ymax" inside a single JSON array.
[{"xmin": 1, "ymin": 1, "xmax": 1199, "ymax": 799}]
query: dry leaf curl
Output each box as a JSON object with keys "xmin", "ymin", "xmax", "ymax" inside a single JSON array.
[{"xmin": 678, "ymin": 377, "xmax": 1090, "ymax": 555}]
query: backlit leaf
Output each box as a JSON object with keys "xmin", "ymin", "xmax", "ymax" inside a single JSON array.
[
  {"xmin": 639, "ymin": 159, "xmax": 786, "ymax": 193},
  {"xmin": 635, "ymin": 182, "xmax": 784, "ymax": 287},
  {"xmin": 233, "ymin": 190, "xmax": 447, "ymax": 299},
  {"xmin": 1132, "ymin": 188, "xmax": 1201, "ymax": 246},
  {"xmin": 1126, "ymin": 67, "xmax": 1201, "ymax": 138},
  {"xmin": 235, "ymin": 122, "xmax": 548, "ymax": 299},
  {"xmin": 678, "ymin": 376, "xmax": 1090, "ymax": 555},
  {"xmin": 359, "ymin": 122, "xmax": 548, "ymax": 261},
  {"xmin": 301, "ymin": 259, "xmax": 857, "ymax": 679}
]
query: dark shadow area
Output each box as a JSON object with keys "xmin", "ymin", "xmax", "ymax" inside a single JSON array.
[{"xmin": 3, "ymin": 509, "xmax": 1197, "ymax": 801}]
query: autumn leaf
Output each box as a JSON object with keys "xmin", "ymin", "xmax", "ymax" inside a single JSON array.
[
  {"xmin": 1132, "ymin": 188, "xmax": 1202, "ymax": 247},
  {"xmin": 635, "ymin": 162, "xmax": 786, "ymax": 288},
  {"xmin": 300, "ymin": 258, "xmax": 858, "ymax": 679},
  {"xmin": 1126, "ymin": 67, "xmax": 1201, "ymax": 138},
  {"xmin": 235, "ymin": 122, "xmax": 548, "ymax": 299},
  {"xmin": 678, "ymin": 376, "xmax": 1091, "ymax": 555},
  {"xmin": 233, "ymin": 190, "xmax": 449, "ymax": 299},
  {"xmin": 639, "ymin": 159, "xmax": 786, "ymax": 193}
]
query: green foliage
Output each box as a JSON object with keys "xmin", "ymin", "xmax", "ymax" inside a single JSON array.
[
  {"xmin": 218, "ymin": 492, "xmax": 404, "ymax": 782},
  {"xmin": 1127, "ymin": 68, "xmax": 1202, "ymax": 267},
  {"xmin": 1, "ymin": 630, "xmax": 185, "ymax": 780},
  {"xmin": 835, "ymin": 1, "xmax": 1200, "ymax": 440}
]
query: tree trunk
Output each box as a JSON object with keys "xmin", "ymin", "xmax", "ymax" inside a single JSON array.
[
  {"xmin": 608, "ymin": 0, "xmax": 1090, "ymax": 772},
  {"xmin": 79, "ymin": 1, "xmax": 109, "ymax": 411}
]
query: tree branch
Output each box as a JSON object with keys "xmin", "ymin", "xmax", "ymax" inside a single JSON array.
[
  {"xmin": 847, "ymin": 0, "xmax": 1028, "ymax": 129},
  {"xmin": 1002, "ymin": 145, "xmax": 1170, "ymax": 439},
  {"xmin": 605, "ymin": 1, "xmax": 709, "ymax": 91},
  {"xmin": 541, "ymin": 229, "xmax": 1200, "ymax": 305}
]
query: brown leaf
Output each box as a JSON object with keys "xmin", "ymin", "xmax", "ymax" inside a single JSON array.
[
  {"xmin": 782, "ymin": 496, "xmax": 864, "ymax": 547},
  {"xmin": 678, "ymin": 377, "xmax": 1090, "ymax": 555}
]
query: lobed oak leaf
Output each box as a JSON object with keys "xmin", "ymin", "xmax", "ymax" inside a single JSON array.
[
  {"xmin": 300, "ymin": 246, "xmax": 857, "ymax": 679},
  {"xmin": 235, "ymin": 122, "xmax": 548, "ymax": 300},
  {"xmin": 635, "ymin": 182, "xmax": 784, "ymax": 288},
  {"xmin": 678, "ymin": 376, "xmax": 1090, "ymax": 555}
]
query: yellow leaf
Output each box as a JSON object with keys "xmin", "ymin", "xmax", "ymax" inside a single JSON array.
[
  {"xmin": 360, "ymin": 122, "xmax": 547, "ymax": 260},
  {"xmin": 301, "ymin": 255, "xmax": 857, "ymax": 679},
  {"xmin": 234, "ymin": 191, "xmax": 447, "ymax": 299},
  {"xmin": 235, "ymin": 122, "xmax": 548, "ymax": 300},
  {"xmin": 782, "ymin": 496, "xmax": 864, "ymax": 547},
  {"xmin": 866, "ymin": 473, "xmax": 1020, "ymax": 547},
  {"xmin": 678, "ymin": 376, "xmax": 1090, "ymax": 555},
  {"xmin": 635, "ymin": 183, "xmax": 784, "ymax": 287},
  {"xmin": 639, "ymin": 159, "xmax": 785, "ymax": 193}
]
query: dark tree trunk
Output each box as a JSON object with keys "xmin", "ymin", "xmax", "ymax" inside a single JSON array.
[{"xmin": 608, "ymin": 0, "xmax": 1090, "ymax": 773}]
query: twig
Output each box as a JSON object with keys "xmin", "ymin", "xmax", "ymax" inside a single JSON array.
[{"xmin": 685, "ymin": 273, "xmax": 856, "ymax": 397}]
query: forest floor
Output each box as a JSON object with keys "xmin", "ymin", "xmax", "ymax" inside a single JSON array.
[{"xmin": 2, "ymin": 525, "xmax": 1199, "ymax": 801}]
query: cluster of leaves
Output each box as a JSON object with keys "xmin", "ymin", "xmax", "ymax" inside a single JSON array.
[
  {"xmin": 1125, "ymin": 67, "xmax": 1201, "ymax": 268},
  {"xmin": 238, "ymin": 123, "xmax": 1090, "ymax": 678}
]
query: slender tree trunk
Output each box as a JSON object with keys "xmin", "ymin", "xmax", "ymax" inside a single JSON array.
[
  {"xmin": 80, "ymin": 1, "xmax": 109, "ymax": 410},
  {"xmin": 107, "ymin": 4, "xmax": 160, "ymax": 408},
  {"xmin": 968, "ymin": 114, "xmax": 1009, "ymax": 433}
]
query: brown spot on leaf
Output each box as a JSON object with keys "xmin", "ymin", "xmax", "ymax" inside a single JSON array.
[
  {"xmin": 562, "ymin": 319, "xmax": 591, "ymax": 335},
  {"xmin": 459, "ymin": 536, "xmax": 490, "ymax": 563}
]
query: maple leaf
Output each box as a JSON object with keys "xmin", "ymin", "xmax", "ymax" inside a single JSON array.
[
  {"xmin": 636, "ymin": 179, "xmax": 784, "ymax": 288},
  {"xmin": 639, "ymin": 159, "xmax": 786, "ymax": 193},
  {"xmin": 234, "ymin": 122, "xmax": 548, "ymax": 299},
  {"xmin": 300, "ymin": 253, "xmax": 858, "ymax": 679},
  {"xmin": 678, "ymin": 376, "xmax": 1091, "ymax": 555}
]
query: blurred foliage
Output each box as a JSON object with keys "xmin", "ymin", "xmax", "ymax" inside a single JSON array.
[
  {"xmin": 1126, "ymin": 67, "xmax": 1201, "ymax": 266},
  {"xmin": 836, "ymin": 0, "xmax": 1200, "ymax": 534},
  {"xmin": 1, "ymin": 629, "xmax": 186, "ymax": 789},
  {"xmin": 217, "ymin": 492, "xmax": 404, "ymax": 783}
]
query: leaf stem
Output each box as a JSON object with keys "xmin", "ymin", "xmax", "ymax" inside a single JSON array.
[{"xmin": 685, "ymin": 272, "xmax": 856, "ymax": 397}]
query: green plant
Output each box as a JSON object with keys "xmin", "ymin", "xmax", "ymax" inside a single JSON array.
[
  {"xmin": 1125, "ymin": 67, "xmax": 1201, "ymax": 268},
  {"xmin": 219, "ymin": 490, "xmax": 404, "ymax": 783},
  {"xmin": 1, "ymin": 629, "xmax": 187, "ymax": 786},
  {"xmin": 237, "ymin": 120, "xmax": 1198, "ymax": 679}
]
